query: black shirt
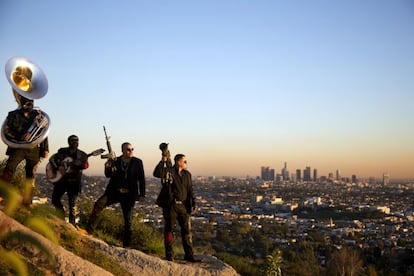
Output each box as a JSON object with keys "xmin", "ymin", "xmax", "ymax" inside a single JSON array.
[{"xmin": 153, "ymin": 161, "xmax": 195, "ymax": 207}]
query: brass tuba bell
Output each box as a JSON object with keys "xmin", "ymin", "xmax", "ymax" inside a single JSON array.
[
  {"xmin": 5, "ymin": 56, "xmax": 48, "ymax": 100},
  {"xmin": 1, "ymin": 57, "xmax": 51, "ymax": 149}
]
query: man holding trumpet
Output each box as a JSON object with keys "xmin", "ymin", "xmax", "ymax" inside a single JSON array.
[{"xmin": 153, "ymin": 143, "xmax": 199, "ymax": 262}]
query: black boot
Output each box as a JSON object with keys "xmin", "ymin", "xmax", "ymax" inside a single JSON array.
[{"xmin": 164, "ymin": 232, "xmax": 174, "ymax": 261}]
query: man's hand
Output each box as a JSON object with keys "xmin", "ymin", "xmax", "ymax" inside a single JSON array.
[
  {"xmin": 105, "ymin": 160, "xmax": 113, "ymax": 168},
  {"xmin": 109, "ymin": 151, "xmax": 117, "ymax": 160},
  {"xmin": 22, "ymin": 132, "xmax": 30, "ymax": 141},
  {"xmin": 159, "ymin": 143, "xmax": 170, "ymax": 159},
  {"xmin": 58, "ymin": 165, "xmax": 66, "ymax": 175},
  {"xmin": 162, "ymin": 149, "xmax": 170, "ymax": 159}
]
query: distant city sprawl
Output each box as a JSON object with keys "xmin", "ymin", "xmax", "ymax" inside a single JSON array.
[{"xmin": 34, "ymin": 171, "xmax": 414, "ymax": 274}]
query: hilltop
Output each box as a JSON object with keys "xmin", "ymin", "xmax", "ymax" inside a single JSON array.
[{"xmin": 0, "ymin": 209, "xmax": 239, "ymax": 275}]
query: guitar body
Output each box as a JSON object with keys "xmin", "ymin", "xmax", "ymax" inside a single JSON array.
[
  {"xmin": 46, "ymin": 156, "xmax": 73, "ymax": 183},
  {"xmin": 46, "ymin": 148, "xmax": 105, "ymax": 183},
  {"xmin": 46, "ymin": 160, "xmax": 61, "ymax": 183}
]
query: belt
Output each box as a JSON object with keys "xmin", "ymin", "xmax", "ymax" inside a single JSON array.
[{"xmin": 118, "ymin": 188, "xmax": 129, "ymax": 194}]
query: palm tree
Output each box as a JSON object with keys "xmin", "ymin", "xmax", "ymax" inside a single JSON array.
[{"xmin": 263, "ymin": 249, "xmax": 283, "ymax": 276}]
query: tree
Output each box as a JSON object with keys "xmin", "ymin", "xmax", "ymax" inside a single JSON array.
[
  {"xmin": 262, "ymin": 249, "xmax": 283, "ymax": 276},
  {"xmin": 284, "ymin": 241, "xmax": 321, "ymax": 276},
  {"xmin": 326, "ymin": 246, "xmax": 364, "ymax": 276}
]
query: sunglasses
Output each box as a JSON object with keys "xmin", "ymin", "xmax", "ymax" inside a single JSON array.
[{"xmin": 126, "ymin": 148, "xmax": 134, "ymax": 152}]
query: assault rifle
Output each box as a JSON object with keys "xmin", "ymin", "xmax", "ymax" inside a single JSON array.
[{"xmin": 101, "ymin": 126, "xmax": 116, "ymax": 160}]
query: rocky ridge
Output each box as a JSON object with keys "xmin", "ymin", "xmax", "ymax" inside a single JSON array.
[{"xmin": 0, "ymin": 210, "xmax": 239, "ymax": 275}]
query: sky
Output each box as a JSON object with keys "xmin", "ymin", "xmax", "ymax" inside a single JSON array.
[{"xmin": 0, "ymin": 0, "xmax": 413, "ymax": 179}]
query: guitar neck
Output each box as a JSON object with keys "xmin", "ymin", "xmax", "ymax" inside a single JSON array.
[{"xmin": 87, "ymin": 148, "xmax": 105, "ymax": 158}]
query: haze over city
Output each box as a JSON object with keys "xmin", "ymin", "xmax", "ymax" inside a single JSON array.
[{"xmin": 0, "ymin": 1, "xmax": 413, "ymax": 179}]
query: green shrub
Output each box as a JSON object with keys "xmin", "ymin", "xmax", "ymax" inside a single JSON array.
[
  {"xmin": 216, "ymin": 252, "xmax": 260, "ymax": 276},
  {"xmin": 0, "ymin": 159, "xmax": 56, "ymax": 276},
  {"xmin": 77, "ymin": 202, "xmax": 165, "ymax": 255}
]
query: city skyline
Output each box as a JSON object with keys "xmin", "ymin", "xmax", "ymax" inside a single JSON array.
[
  {"xmin": 260, "ymin": 162, "xmax": 397, "ymax": 182},
  {"xmin": 1, "ymin": 1, "xmax": 413, "ymax": 179}
]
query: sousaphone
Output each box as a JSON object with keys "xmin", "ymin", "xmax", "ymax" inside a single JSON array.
[{"xmin": 1, "ymin": 56, "xmax": 50, "ymax": 149}]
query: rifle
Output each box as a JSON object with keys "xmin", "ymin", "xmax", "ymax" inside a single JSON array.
[{"xmin": 101, "ymin": 126, "xmax": 116, "ymax": 160}]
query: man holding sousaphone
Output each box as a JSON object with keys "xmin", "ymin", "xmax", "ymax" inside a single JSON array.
[{"xmin": 1, "ymin": 57, "xmax": 50, "ymax": 206}]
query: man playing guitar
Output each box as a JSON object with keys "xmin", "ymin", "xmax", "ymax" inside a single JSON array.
[{"xmin": 49, "ymin": 135, "xmax": 90, "ymax": 225}]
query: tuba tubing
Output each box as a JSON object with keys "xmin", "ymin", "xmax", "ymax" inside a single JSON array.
[
  {"xmin": 27, "ymin": 110, "xmax": 49, "ymax": 142},
  {"xmin": 1, "ymin": 107, "xmax": 50, "ymax": 149}
]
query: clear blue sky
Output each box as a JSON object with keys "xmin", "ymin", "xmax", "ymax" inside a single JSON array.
[{"xmin": 1, "ymin": 0, "xmax": 413, "ymax": 179}]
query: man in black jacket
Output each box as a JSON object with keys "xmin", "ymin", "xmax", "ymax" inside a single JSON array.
[
  {"xmin": 49, "ymin": 135, "xmax": 88, "ymax": 225},
  {"xmin": 87, "ymin": 142, "xmax": 146, "ymax": 248},
  {"xmin": 153, "ymin": 152, "xmax": 199, "ymax": 262}
]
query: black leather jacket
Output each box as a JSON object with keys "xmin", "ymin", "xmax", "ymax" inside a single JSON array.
[{"xmin": 104, "ymin": 156, "xmax": 146, "ymax": 200}]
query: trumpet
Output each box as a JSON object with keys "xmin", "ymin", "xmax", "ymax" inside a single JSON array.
[{"xmin": 1, "ymin": 57, "xmax": 50, "ymax": 149}]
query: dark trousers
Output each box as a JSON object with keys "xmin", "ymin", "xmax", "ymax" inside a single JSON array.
[
  {"xmin": 52, "ymin": 180, "xmax": 80, "ymax": 225},
  {"xmin": 2, "ymin": 148, "xmax": 40, "ymax": 205},
  {"xmin": 88, "ymin": 192, "xmax": 135, "ymax": 247},
  {"xmin": 3, "ymin": 148, "xmax": 40, "ymax": 179},
  {"xmin": 163, "ymin": 202, "xmax": 194, "ymax": 259}
]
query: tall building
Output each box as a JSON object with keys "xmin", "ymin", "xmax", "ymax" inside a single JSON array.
[
  {"xmin": 336, "ymin": 169, "xmax": 341, "ymax": 181},
  {"xmin": 296, "ymin": 169, "xmax": 302, "ymax": 182},
  {"xmin": 304, "ymin": 166, "xmax": 311, "ymax": 182},
  {"xmin": 313, "ymin": 169, "xmax": 318, "ymax": 182},
  {"xmin": 261, "ymin": 166, "xmax": 275, "ymax": 181},
  {"xmin": 383, "ymin": 173, "xmax": 390, "ymax": 186},
  {"xmin": 281, "ymin": 162, "xmax": 289, "ymax": 181},
  {"xmin": 352, "ymin": 174, "xmax": 358, "ymax": 184}
]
